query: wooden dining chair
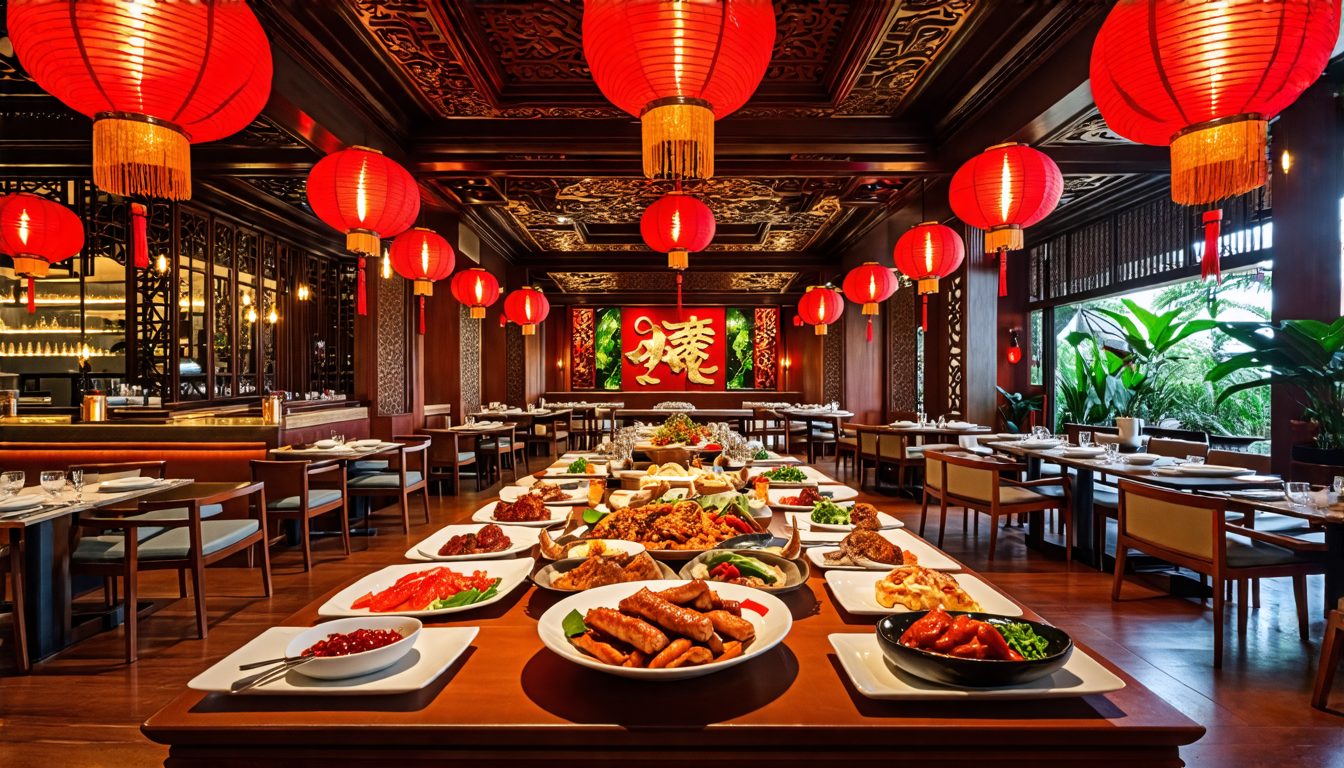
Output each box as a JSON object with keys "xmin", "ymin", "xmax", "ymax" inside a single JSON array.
[
  {"xmin": 1147, "ymin": 437, "xmax": 1209, "ymax": 459},
  {"xmin": 750, "ymin": 407, "xmax": 787, "ymax": 451},
  {"xmin": 931, "ymin": 449, "xmax": 1073, "ymax": 562},
  {"xmin": 476, "ymin": 424, "xmax": 521, "ymax": 484},
  {"xmin": 419, "ymin": 427, "xmax": 480, "ymax": 494},
  {"xmin": 835, "ymin": 422, "xmax": 860, "ymax": 479},
  {"xmin": 70, "ymin": 461, "xmax": 227, "ymax": 522},
  {"xmin": 1, "ymin": 530, "xmax": 28, "ymax": 673},
  {"xmin": 1313, "ymin": 596, "xmax": 1344, "ymax": 711},
  {"xmin": 1113, "ymin": 479, "xmax": 1322, "ymax": 667},
  {"xmin": 249, "ymin": 459, "xmax": 350, "ymax": 571},
  {"xmin": 526, "ymin": 409, "xmax": 572, "ymax": 458},
  {"xmin": 347, "ymin": 436, "xmax": 431, "ymax": 533},
  {"xmin": 70, "ymin": 482, "xmax": 271, "ymax": 663},
  {"xmin": 854, "ymin": 424, "xmax": 881, "ymax": 488},
  {"xmin": 781, "ymin": 414, "xmax": 812, "ymax": 460}
]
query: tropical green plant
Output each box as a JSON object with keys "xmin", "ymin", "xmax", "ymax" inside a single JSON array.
[
  {"xmin": 995, "ymin": 386, "xmax": 1043, "ymax": 433},
  {"xmin": 1207, "ymin": 318, "xmax": 1344, "ymax": 450},
  {"xmin": 594, "ymin": 307, "xmax": 622, "ymax": 390},
  {"xmin": 1055, "ymin": 338, "xmax": 1124, "ymax": 427},
  {"xmin": 725, "ymin": 308, "xmax": 754, "ymax": 390}
]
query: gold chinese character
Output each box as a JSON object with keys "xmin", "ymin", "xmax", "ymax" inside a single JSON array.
[{"xmin": 625, "ymin": 314, "xmax": 719, "ymax": 386}]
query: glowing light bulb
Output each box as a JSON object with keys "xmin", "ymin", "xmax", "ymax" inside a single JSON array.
[
  {"xmin": 999, "ymin": 153, "xmax": 1014, "ymax": 222},
  {"xmin": 1280, "ymin": 149, "xmax": 1292, "ymax": 174},
  {"xmin": 381, "ymin": 248, "xmax": 391, "ymax": 279},
  {"xmin": 267, "ymin": 308, "xmax": 278, "ymax": 324},
  {"xmin": 356, "ymin": 159, "xmax": 368, "ymax": 223},
  {"xmin": 17, "ymin": 208, "xmax": 29, "ymax": 246},
  {"xmin": 155, "ymin": 254, "xmax": 168, "ymax": 272}
]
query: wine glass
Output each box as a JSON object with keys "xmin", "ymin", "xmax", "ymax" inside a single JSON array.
[
  {"xmin": 69, "ymin": 468, "xmax": 84, "ymax": 502},
  {"xmin": 0, "ymin": 471, "xmax": 23, "ymax": 500},
  {"xmin": 1285, "ymin": 481, "xmax": 1312, "ymax": 507},
  {"xmin": 1078, "ymin": 431, "xmax": 1092, "ymax": 448},
  {"xmin": 39, "ymin": 470, "xmax": 65, "ymax": 501}
]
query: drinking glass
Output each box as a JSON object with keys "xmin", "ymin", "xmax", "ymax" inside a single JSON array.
[
  {"xmin": 1332, "ymin": 476, "xmax": 1343, "ymax": 495},
  {"xmin": 466, "ymin": 415, "xmax": 476, "ymax": 427},
  {"xmin": 754, "ymin": 476, "xmax": 771, "ymax": 503},
  {"xmin": 39, "ymin": 470, "xmax": 65, "ymax": 501},
  {"xmin": 1103, "ymin": 443, "xmax": 1120, "ymax": 464},
  {"xmin": 1185, "ymin": 455, "xmax": 1205, "ymax": 466},
  {"xmin": 1285, "ymin": 481, "xmax": 1312, "ymax": 506},
  {"xmin": 0, "ymin": 471, "xmax": 22, "ymax": 500},
  {"xmin": 69, "ymin": 468, "xmax": 84, "ymax": 501},
  {"xmin": 331, "ymin": 431, "xmax": 345, "ymax": 444},
  {"xmin": 1078, "ymin": 431, "xmax": 1092, "ymax": 448}
]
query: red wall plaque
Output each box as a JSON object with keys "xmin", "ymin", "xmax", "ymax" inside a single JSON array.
[{"xmin": 620, "ymin": 306, "xmax": 727, "ymax": 391}]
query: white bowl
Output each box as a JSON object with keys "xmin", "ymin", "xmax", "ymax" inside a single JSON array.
[
  {"xmin": 1123, "ymin": 453, "xmax": 1160, "ymax": 466},
  {"xmin": 353, "ymin": 439, "xmax": 384, "ymax": 448},
  {"xmin": 285, "ymin": 616, "xmax": 422, "ymax": 680},
  {"xmin": 313, "ymin": 439, "xmax": 340, "ymax": 449}
]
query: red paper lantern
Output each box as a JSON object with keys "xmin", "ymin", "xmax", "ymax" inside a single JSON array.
[
  {"xmin": 842, "ymin": 262, "xmax": 898, "ymax": 343},
  {"xmin": 797, "ymin": 286, "xmax": 844, "ymax": 336},
  {"xmin": 0, "ymin": 193, "xmax": 84, "ymax": 313},
  {"xmin": 892, "ymin": 221, "xmax": 965, "ymax": 332},
  {"xmin": 306, "ymin": 146, "xmax": 420, "ymax": 316},
  {"xmin": 1091, "ymin": 0, "xmax": 1338, "ymax": 281},
  {"xmin": 1006, "ymin": 329, "xmax": 1023, "ymax": 365},
  {"xmin": 641, "ymin": 192, "xmax": 716, "ymax": 270},
  {"xmin": 389, "ymin": 228, "xmax": 454, "ymax": 336},
  {"xmin": 949, "ymin": 143, "xmax": 1061, "ymax": 297},
  {"xmin": 451, "ymin": 268, "xmax": 501, "ymax": 320},
  {"xmin": 583, "ymin": 0, "xmax": 775, "ymax": 179},
  {"xmin": 8, "ymin": 1, "xmax": 272, "ymax": 200},
  {"xmin": 503, "ymin": 287, "xmax": 551, "ymax": 336}
]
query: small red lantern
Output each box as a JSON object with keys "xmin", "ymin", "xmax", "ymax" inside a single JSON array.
[
  {"xmin": 892, "ymin": 221, "xmax": 965, "ymax": 332},
  {"xmin": 1091, "ymin": 0, "xmax": 1339, "ymax": 281},
  {"xmin": 842, "ymin": 262, "xmax": 898, "ymax": 343},
  {"xmin": 306, "ymin": 146, "xmax": 420, "ymax": 316},
  {"xmin": 8, "ymin": 0, "xmax": 272, "ymax": 201},
  {"xmin": 949, "ymin": 143, "xmax": 1062, "ymax": 297},
  {"xmin": 1006, "ymin": 329, "xmax": 1023, "ymax": 365},
  {"xmin": 389, "ymin": 228, "xmax": 454, "ymax": 335},
  {"xmin": 451, "ymin": 267, "xmax": 501, "ymax": 320},
  {"xmin": 797, "ymin": 286, "xmax": 844, "ymax": 336},
  {"xmin": 641, "ymin": 192, "xmax": 716, "ymax": 271},
  {"xmin": 503, "ymin": 287, "xmax": 551, "ymax": 336},
  {"xmin": 583, "ymin": 0, "xmax": 775, "ymax": 179},
  {"xmin": 0, "ymin": 193, "xmax": 84, "ymax": 314}
]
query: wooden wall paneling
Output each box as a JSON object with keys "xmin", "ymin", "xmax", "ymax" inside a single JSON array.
[
  {"xmin": 886, "ymin": 287, "xmax": 919, "ymax": 420},
  {"xmin": 524, "ymin": 327, "xmax": 545, "ymax": 405},
  {"xmin": 842, "ymin": 306, "xmax": 882, "ymax": 423},
  {"xmin": 962, "ymin": 225, "xmax": 998, "ymax": 426}
]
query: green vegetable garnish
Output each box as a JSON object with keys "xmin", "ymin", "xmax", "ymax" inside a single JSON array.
[
  {"xmin": 753, "ymin": 449, "xmax": 770, "ymax": 460},
  {"xmin": 561, "ymin": 609, "xmax": 588, "ymax": 638},
  {"xmin": 809, "ymin": 500, "xmax": 851, "ymax": 525},
  {"xmin": 581, "ymin": 507, "xmax": 608, "ymax": 525},
  {"xmin": 996, "ymin": 622, "xmax": 1051, "ymax": 660},
  {"xmin": 762, "ymin": 466, "xmax": 806, "ymax": 483},
  {"xmin": 705, "ymin": 552, "xmax": 778, "ymax": 584},
  {"xmin": 694, "ymin": 491, "xmax": 751, "ymax": 519},
  {"xmin": 566, "ymin": 457, "xmax": 588, "ymax": 474},
  {"xmin": 430, "ymin": 578, "xmax": 501, "ymax": 609}
]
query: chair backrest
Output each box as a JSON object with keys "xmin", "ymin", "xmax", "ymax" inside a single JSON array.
[
  {"xmin": 425, "ymin": 414, "xmax": 450, "ymax": 429},
  {"xmin": 923, "ymin": 449, "xmax": 948, "ymax": 491},
  {"xmin": 392, "ymin": 435, "xmax": 430, "ymax": 474},
  {"xmin": 69, "ymin": 460, "xmax": 166, "ymax": 484},
  {"xmin": 250, "ymin": 459, "xmax": 307, "ymax": 499},
  {"xmin": 753, "ymin": 407, "xmax": 782, "ymax": 428},
  {"xmin": 420, "ymin": 428, "xmax": 464, "ymax": 464},
  {"xmin": 941, "ymin": 452, "xmax": 999, "ymax": 503},
  {"xmin": 1148, "ymin": 437, "xmax": 1209, "ymax": 459},
  {"xmin": 1094, "ymin": 433, "xmax": 1122, "ymax": 445},
  {"xmin": 1206, "ymin": 449, "xmax": 1270, "ymax": 474},
  {"xmin": 857, "ymin": 426, "xmax": 879, "ymax": 458},
  {"xmin": 1117, "ymin": 479, "xmax": 1221, "ymax": 564},
  {"xmin": 877, "ymin": 433, "xmax": 909, "ymax": 461},
  {"xmin": 1144, "ymin": 425, "xmax": 1209, "ymax": 443}
]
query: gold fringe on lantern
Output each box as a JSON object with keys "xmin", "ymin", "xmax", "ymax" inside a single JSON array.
[
  {"xmin": 470, "ymin": 306, "xmax": 485, "ymax": 319},
  {"xmin": 813, "ymin": 324, "xmax": 828, "ymax": 336},
  {"xmin": 346, "ymin": 229, "xmax": 381, "ymax": 256},
  {"xmin": 1170, "ymin": 115, "xmax": 1267, "ymax": 206},
  {"xmin": 984, "ymin": 225, "xmax": 1023, "ymax": 253},
  {"xmin": 93, "ymin": 113, "xmax": 191, "ymax": 200},
  {"xmin": 522, "ymin": 324, "xmax": 537, "ymax": 336},
  {"xmin": 861, "ymin": 302, "xmax": 878, "ymax": 316},
  {"xmin": 917, "ymin": 278, "xmax": 939, "ymax": 295},
  {"xmin": 413, "ymin": 279, "xmax": 433, "ymax": 297},
  {"xmin": 641, "ymin": 98, "xmax": 715, "ymax": 181},
  {"xmin": 10, "ymin": 256, "xmax": 49, "ymax": 278},
  {"xmin": 668, "ymin": 249, "xmax": 689, "ymax": 270}
]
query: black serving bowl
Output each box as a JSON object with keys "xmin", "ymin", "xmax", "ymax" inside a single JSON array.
[{"xmin": 875, "ymin": 611, "xmax": 1073, "ymax": 688}]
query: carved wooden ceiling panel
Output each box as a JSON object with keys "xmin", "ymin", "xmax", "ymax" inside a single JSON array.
[
  {"xmin": 1041, "ymin": 108, "xmax": 1132, "ymax": 147},
  {"xmin": 548, "ymin": 271, "xmax": 798, "ymax": 294},
  {"xmin": 1057, "ymin": 174, "xmax": 1137, "ymax": 209}
]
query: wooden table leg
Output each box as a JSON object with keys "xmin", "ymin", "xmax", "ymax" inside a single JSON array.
[
  {"xmin": 1326, "ymin": 524, "xmax": 1344, "ymax": 615},
  {"xmin": 8, "ymin": 528, "xmax": 30, "ymax": 672}
]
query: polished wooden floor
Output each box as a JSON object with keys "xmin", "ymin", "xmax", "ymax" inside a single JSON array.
[{"xmin": 2, "ymin": 456, "xmax": 1341, "ymax": 768}]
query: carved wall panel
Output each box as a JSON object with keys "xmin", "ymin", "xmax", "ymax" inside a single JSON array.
[
  {"xmin": 548, "ymin": 271, "xmax": 797, "ymax": 294},
  {"xmin": 752, "ymin": 307, "xmax": 779, "ymax": 390},
  {"xmin": 822, "ymin": 320, "xmax": 844, "ymax": 405},
  {"xmin": 570, "ymin": 306, "xmax": 595, "ymax": 389},
  {"xmin": 887, "ymin": 287, "xmax": 918, "ymax": 416},
  {"xmin": 376, "ymin": 279, "xmax": 408, "ymax": 416},
  {"xmin": 460, "ymin": 304, "xmax": 482, "ymax": 415},
  {"xmin": 945, "ymin": 274, "xmax": 965, "ymax": 418},
  {"xmin": 506, "ymin": 325, "xmax": 525, "ymax": 405},
  {"xmin": 474, "ymin": 1, "xmax": 588, "ymax": 83}
]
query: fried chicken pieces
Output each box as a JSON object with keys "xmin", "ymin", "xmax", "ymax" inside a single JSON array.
[
  {"xmin": 823, "ymin": 529, "xmax": 919, "ymax": 567},
  {"xmin": 572, "ymin": 580, "xmax": 755, "ymax": 669},
  {"xmin": 550, "ymin": 551, "xmax": 663, "ymax": 591},
  {"xmin": 492, "ymin": 493, "xmax": 550, "ymax": 522},
  {"xmin": 584, "ymin": 500, "xmax": 743, "ymax": 550}
]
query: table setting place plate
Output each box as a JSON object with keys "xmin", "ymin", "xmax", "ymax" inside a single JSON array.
[
  {"xmin": 1057, "ymin": 445, "xmax": 1106, "ymax": 458},
  {"xmin": 823, "ymin": 570, "xmax": 1021, "ymax": 616},
  {"xmin": 1168, "ymin": 463, "xmax": 1255, "ymax": 478},
  {"xmin": 806, "ymin": 529, "xmax": 960, "ymax": 571},
  {"xmin": 943, "ymin": 421, "xmax": 978, "ymax": 430},
  {"xmin": 317, "ymin": 559, "xmax": 534, "ymax": 618},
  {"xmin": 404, "ymin": 523, "xmax": 540, "ymax": 562},
  {"xmin": 499, "ymin": 483, "xmax": 585, "ymax": 507},
  {"xmin": 827, "ymin": 633, "xmax": 1125, "ymax": 700},
  {"xmin": 0, "ymin": 495, "xmax": 46, "ymax": 513},
  {"xmin": 470, "ymin": 501, "xmax": 570, "ymax": 527},
  {"xmin": 1224, "ymin": 489, "xmax": 1286, "ymax": 501},
  {"xmin": 889, "ymin": 421, "xmax": 918, "ymax": 429},
  {"xmin": 97, "ymin": 475, "xmax": 163, "ymax": 491},
  {"xmin": 536, "ymin": 579, "xmax": 792, "ymax": 680},
  {"xmin": 188, "ymin": 626, "xmax": 479, "ymax": 696},
  {"xmin": 1016, "ymin": 438, "xmax": 1064, "ymax": 449},
  {"xmin": 779, "ymin": 512, "xmax": 904, "ymax": 543},
  {"xmin": 765, "ymin": 484, "xmax": 859, "ymax": 509}
]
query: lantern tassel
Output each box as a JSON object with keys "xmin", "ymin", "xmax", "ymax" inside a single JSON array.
[
  {"xmin": 92, "ymin": 115, "xmax": 191, "ymax": 200},
  {"xmin": 676, "ymin": 272, "xmax": 683, "ymax": 316},
  {"xmin": 998, "ymin": 248, "xmax": 1008, "ymax": 297},
  {"xmin": 921, "ymin": 295, "xmax": 928, "ymax": 333},
  {"xmin": 130, "ymin": 203, "xmax": 149, "ymax": 269},
  {"xmin": 1201, "ymin": 209, "xmax": 1223, "ymax": 284},
  {"xmin": 866, "ymin": 317, "xmax": 873, "ymax": 343},
  {"xmin": 1171, "ymin": 118, "xmax": 1268, "ymax": 206},
  {"xmin": 418, "ymin": 295, "xmax": 426, "ymax": 335},
  {"xmin": 641, "ymin": 99, "xmax": 714, "ymax": 180},
  {"xmin": 356, "ymin": 257, "xmax": 367, "ymax": 316},
  {"xmin": 26, "ymin": 278, "xmax": 35, "ymax": 314}
]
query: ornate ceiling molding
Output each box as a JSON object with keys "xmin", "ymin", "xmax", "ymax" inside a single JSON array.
[
  {"xmin": 548, "ymin": 271, "xmax": 798, "ymax": 294},
  {"xmin": 239, "ymin": 177, "xmax": 313, "ymax": 215},
  {"xmin": 1041, "ymin": 107, "xmax": 1131, "ymax": 147},
  {"xmin": 1057, "ymin": 174, "xmax": 1137, "ymax": 208}
]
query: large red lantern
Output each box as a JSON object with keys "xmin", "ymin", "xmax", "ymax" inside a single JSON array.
[
  {"xmin": 389, "ymin": 228, "xmax": 454, "ymax": 336},
  {"xmin": 8, "ymin": 1, "xmax": 272, "ymax": 201},
  {"xmin": 583, "ymin": 0, "xmax": 775, "ymax": 180},
  {"xmin": 503, "ymin": 287, "xmax": 551, "ymax": 336},
  {"xmin": 797, "ymin": 286, "xmax": 844, "ymax": 336},
  {"xmin": 0, "ymin": 193, "xmax": 84, "ymax": 314},
  {"xmin": 841, "ymin": 262, "xmax": 898, "ymax": 343},
  {"xmin": 949, "ymin": 143, "xmax": 1061, "ymax": 297},
  {"xmin": 451, "ymin": 268, "xmax": 501, "ymax": 320},
  {"xmin": 1091, "ymin": 0, "xmax": 1339, "ymax": 281},
  {"xmin": 892, "ymin": 221, "xmax": 965, "ymax": 332},
  {"xmin": 306, "ymin": 147, "xmax": 420, "ymax": 316}
]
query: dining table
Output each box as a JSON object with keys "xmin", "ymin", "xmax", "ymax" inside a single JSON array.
[{"xmin": 1221, "ymin": 492, "xmax": 1344, "ymax": 609}]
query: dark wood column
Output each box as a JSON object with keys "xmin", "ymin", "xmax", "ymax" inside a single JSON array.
[{"xmin": 352, "ymin": 260, "xmax": 415, "ymax": 438}]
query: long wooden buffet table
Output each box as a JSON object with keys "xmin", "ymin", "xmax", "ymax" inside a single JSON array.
[{"xmin": 142, "ymin": 508, "xmax": 1203, "ymax": 766}]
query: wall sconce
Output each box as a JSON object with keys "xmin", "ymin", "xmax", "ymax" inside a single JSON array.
[
  {"xmin": 245, "ymin": 306, "xmax": 258, "ymax": 323},
  {"xmin": 556, "ymin": 358, "xmax": 564, "ymax": 370},
  {"xmin": 381, "ymin": 247, "xmax": 392, "ymax": 279},
  {"xmin": 1280, "ymin": 149, "xmax": 1292, "ymax": 174},
  {"xmin": 241, "ymin": 291, "xmax": 252, "ymax": 307},
  {"xmin": 155, "ymin": 253, "xmax": 169, "ymax": 273},
  {"xmin": 1006, "ymin": 328, "xmax": 1022, "ymax": 365},
  {"xmin": 297, "ymin": 284, "xmax": 310, "ymax": 301},
  {"xmin": 782, "ymin": 357, "xmax": 792, "ymax": 371},
  {"xmin": 266, "ymin": 308, "xmax": 279, "ymax": 324}
]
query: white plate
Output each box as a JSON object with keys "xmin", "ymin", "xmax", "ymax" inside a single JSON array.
[
  {"xmin": 889, "ymin": 421, "xmax": 918, "ymax": 429},
  {"xmin": 1172, "ymin": 464, "xmax": 1252, "ymax": 477},
  {"xmin": 499, "ymin": 484, "xmax": 584, "ymax": 507},
  {"xmin": 1059, "ymin": 446, "xmax": 1105, "ymax": 458},
  {"xmin": 750, "ymin": 465, "xmax": 833, "ymax": 487},
  {"xmin": 781, "ymin": 508, "xmax": 900, "ymax": 532},
  {"xmin": 0, "ymin": 495, "xmax": 43, "ymax": 512},
  {"xmin": 766, "ymin": 485, "xmax": 858, "ymax": 509},
  {"xmin": 828, "ymin": 634, "xmax": 1125, "ymax": 700},
  {"xmin": 944, "ymin": 421, "xmax": 978, "ymax": 430},
  {"xmin": 1018, "ymin": 439, "xmax": 1063, "ymax": 449},
  {"xmin": 806, "ymin": 529, "xmax": 960, "ymax": 571},
  {"xmin": 405, "ymin": 523, "xmax": 540, "ymax": 562},
  {"xmin": 536, "ymin": 579, "xmax": 792, "ymax": 680},
  {"xmin": 313, "ymin": 439, "xmax": 341, "ymax": 449},
  {"xmin": 97, "ymin": 476, "xmax": 161, "ymax": 491},
  {"xmin": 778, "ymin": 512, "xmax": 904, "ymax": 543},
  {"xmin": 286, "ymin": 616, "xmax": 421, "ymax": 680},
  {"xmin": 1121, "ymin": 453, "xmax": 1161, "ymax": 465},
  {"xmin": 823, "ymin": 570, "xmax": 1021, "ymax": 616},
  {"xmin": 316, "ymin": 559, "xmax": 533, "ymax": 618},
  {"xmin": 352, "ymin": 439, "xmax": 385, "ymax": 448},
  {"xmin": 188, "ymin": 626, "xmax": 477, "ymax": 696},
  {"xmin": 471, "ymin": 501, "xmax": 570, "ymax": 527}
]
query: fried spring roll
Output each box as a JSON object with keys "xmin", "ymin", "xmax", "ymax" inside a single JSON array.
[
  {"xmin": 656, "ymin": 580, "xmax": 710, "ymax": 606},
  {"xmin": 585, "ymin": 607, "xmax": 669, "ymax": 654},
  {"xmin": 704, "ymin": 631, "xmax": 724, "ymax": 656},
  {"xmin": 705, "ymin": 609, "xmax": 755, "ymax": 642},
  {"xmin": 665, "ymin": 646, "xmax": 714, "ymax": 668},
  {"xmin": 717, "ymin": 640, "xmax": 744, "ymax": 661},
  {"xmin": 572, "ymin": 630, "xmax": 627, "ymax": 665},
  {"xmin": 619, "ymin": 588, "xmax": 714, "ymax": 642},
  {"xmin": 648, "ymin": 637, "xmax": 692, "ymax": 669}
]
